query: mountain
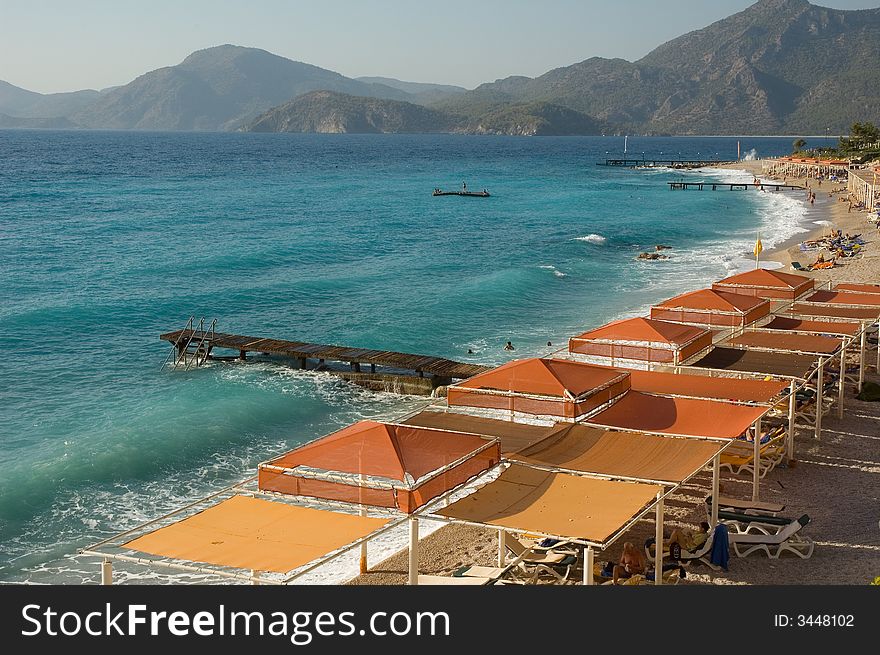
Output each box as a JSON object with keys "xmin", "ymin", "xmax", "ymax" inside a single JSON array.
[
  {"xmin": 243, "ymin": 90, "xmax": 457, "ymax": 133},
  {"xmin": 436, "ymin": 0, "xmax": 880, "ymax": 134},
  {"xmin": 69, "ymin": 45, "xmax": 415, "ymax": 131},
  {"xmin": 461, "ymin": 102, "xmax": 605, "ymax": 136},
  {"xmin": 356, "ymin": 76, "xmax": 467, "ymax": 104},
  {"xmin": 0, "ymin": 80, "xmax": 101, "ymax": 119}
]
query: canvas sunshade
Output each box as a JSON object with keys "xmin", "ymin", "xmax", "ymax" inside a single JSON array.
[
  {"xmin": 583, "ymin": 391, "xmax": 766, "ymax": 438},
  {"xmin": 568, "ymin": 317, "xmax": 712, "ymax": 364},
  {"xmin": 124, "ymin": 495, "xmax": 390, "ymax": 574},
  {"xmin": 805, "ymin": 290, "xmax": 880, "ymax": 307},
  {"xmin": 627, "ymin": 369, "xmax": 788, "ymax": 403},
  {"xmin": 451, "ymin": 358, "xmax": 629, "ymax": 396},
  {"xmin": 763, "ymin": 317, "xmax": 861, "ymax": 337},
  {"xmin": 835, "ymin": 283, "xmax": 880, "ymax": 295},
  {"xmin": 689, "ymin": 347, "xmax": 817, "ymax": 378},
  {"xmin": 258, "ymin": 421, "xmax": 500, "ymax": 513},
  {"xmin": 447, "ymin": 358, "xmax": 631, "ymax": 419},
  {"xmin": 510, "ymin": 423, "xmax": 726, "ymax": 483},
  {"xmin": 651, "ymin": 289, "xmax": 770, "ymax": 327},
  {"xmin": 712, "ymin": 269, "xmax": 814, "ymax": 300},
  {"xmin": 436, "ymin": 464, "xmax": 662, "ymax": 546},
  {"xmin": 722, "ymin": 331, "xmax": 843, "ymax": 355},
  {"xmin": 787, "ymin": 303, "xmax": 880, "ymax": 321},
  {"xmin": 402, "ymin": 410, "xmax": 554, "ymax": 454}
]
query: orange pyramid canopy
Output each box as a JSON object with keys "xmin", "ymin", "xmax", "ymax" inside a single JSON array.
[
  {"xmin": 571, "ymin": 317, "xmax": 709, "ymax": 346},
  {"xmin": 713, "ymin": 269, "xmax": 814, "ymax": 300},
  {"xmin": 264, "ymin": 421, "xmax": 493, "ymax": 482},
  {"xmin": 259, "ymin": 421, "xmax": 501, "ymax": 513},
  {"xmin": 655, "ymin": 288, "xmax": 768, "ymax": 313},
  {"xmin": 453, "ymin": 358, "xmax": 629, "ymax": 397},
  {"xmin": 806, "ymin": 290, "xmax": 880, "ymax": 307}
]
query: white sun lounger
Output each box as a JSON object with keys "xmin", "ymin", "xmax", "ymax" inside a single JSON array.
[{"xmin": 728, "ymin": 515, "xmax": 814, "ymax": 559}]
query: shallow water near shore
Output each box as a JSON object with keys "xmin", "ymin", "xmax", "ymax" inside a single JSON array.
[{"xmin": 0, "ymin": 132, "xmax": 834, "ymax": 583}]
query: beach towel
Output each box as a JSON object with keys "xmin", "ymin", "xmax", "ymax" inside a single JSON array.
[{"xmin": 709, "ymin": 524, "xmax": 729, "ymax": 570}]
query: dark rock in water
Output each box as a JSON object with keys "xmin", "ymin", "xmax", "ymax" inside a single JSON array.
[
  {"xmin": 655, "ymin": 244, "xmax": 672, "ymax": 251},
  {"xmin": 637, "ymin": 252, "xmax": 669, "ymax": 260}
]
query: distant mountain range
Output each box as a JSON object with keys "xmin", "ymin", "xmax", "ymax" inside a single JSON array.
[{"xmin": 3, "ymin": 0, "xmax": 879, "ymax": 135}]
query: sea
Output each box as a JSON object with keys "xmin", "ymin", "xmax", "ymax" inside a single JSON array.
[{"xmin": 0, "ymin": 132, "xmax": 836, "ymax": 584}]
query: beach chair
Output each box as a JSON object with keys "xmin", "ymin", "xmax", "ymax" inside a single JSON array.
[
  {"xmin": 418, "ymin": 564, "xmax": 517, "ymax": 585},
  {"xmin": 705, "ymin": 495, "xmax": 785, "ymax": 516},
  {"xmin": 719, "ymin": 429, "xmax": 787, "ymax": 478},
  {"xmin": 728, "ymin": 515, "xmax": 814, "ymax": 559},
  {"xmin": 644, "ymin": 526, "xmax": 721, "ymax": 571},
  {"xmin": 503, "ymin": 533, "xmax": 578, "ymax": 583},
  {"xmin": 790, "ymin": 261, "xmax": 806, "ymax": 271}
]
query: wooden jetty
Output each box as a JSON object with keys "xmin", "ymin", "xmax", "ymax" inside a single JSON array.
[
  {"xmin": 599, "ymin": 159, "xmax": 729, "ymax": 168},
  {"xmin": 160, "ymin": 328, "xmax": 490, "ymax": 395},
  {"xmin": 668, "ymin": 181, "xmax": 806, "ymax": 191}
]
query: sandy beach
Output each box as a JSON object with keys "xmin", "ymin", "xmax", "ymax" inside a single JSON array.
[{"xmin": 348, "ymin": 159, "xmax": 880, "ymax": 587}]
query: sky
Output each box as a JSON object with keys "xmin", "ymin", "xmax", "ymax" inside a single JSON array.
[{"xmin": 2, "ymin": 0, "xmax": 879, "ymax": 93}]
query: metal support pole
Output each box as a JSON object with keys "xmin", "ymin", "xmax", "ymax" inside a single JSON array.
[
  {"xmin": 837, "ymin": 351, "xmax": 845, "ymax": 420},
  {"xmin": 859, "ymin": 329, "xmax": 866, "ymax": 393},
  {"xmin": 654, "ymin": 494, "xmax": 664, "ymax": 586},
  {"xmin": 583, "ymin": 546, "xmax": 594, "ymax": 586},
  {"xmin": 252, "ymin": 570, "xmax": 261, "ymax": 586},
  {"xmin": 787, "ymin": 380, "xmax": 797, "ymax": 465},
  {"xmin": 752, "ymin": 417, "xmax": 761, "ymax": 502},
  {"xmin": 101, "ymin": 559, "xmax": 113, "ymax": 586},
  {"xmin": 711, "ymin": 455, "xmax": 720, "ymax": 526},
  {"xmin": 815, "ymin": 358, "xmax": 824, "ymax": 439},
  {"xmin": 408, "ymin": 517, "xmax": 419, "ymax": 586},
  {"xmin": 497, "ymin": 529, "xmax": 505, "ymax": 567}
]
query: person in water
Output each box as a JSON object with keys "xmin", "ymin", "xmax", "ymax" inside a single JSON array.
[{"xmin": 504, "ymin": 341, "xmax": 515, "ymax": 351}]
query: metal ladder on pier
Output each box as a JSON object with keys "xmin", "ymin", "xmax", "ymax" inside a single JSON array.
[{"xmin": 162, "ymin": 317, "xmax": 217, "ymax": 370}]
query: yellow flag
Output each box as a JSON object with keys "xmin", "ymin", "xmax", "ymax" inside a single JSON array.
[{"xmin": 754, "ymin": 236, "xmax": 763, "ymax": 257}]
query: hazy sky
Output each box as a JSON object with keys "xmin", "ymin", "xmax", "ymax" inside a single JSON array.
[{"xmin": 3, "ymin": 0, "xmax": 878, "ymax": 93}]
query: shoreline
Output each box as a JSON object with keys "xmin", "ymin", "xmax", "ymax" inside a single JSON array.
[{"xmin": 347, "ymin": 158, "xmax": 880, "ymax": 587}]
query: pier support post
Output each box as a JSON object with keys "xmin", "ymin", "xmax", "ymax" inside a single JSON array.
[{"xmin": 101, "ymin": 558, "xmax": 113, "ymax": 586}]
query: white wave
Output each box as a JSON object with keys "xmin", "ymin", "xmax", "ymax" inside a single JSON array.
[
  {"xmin": 574, "ymin": 234, "xmax": 606, "ymax": 244},
  {"xmin": 742, "ymin": 149, "xmax": 759, "ymax": 161},
  {"xmin": 538, "ymin": 265, "xmax": 567, "ymax": 277}
]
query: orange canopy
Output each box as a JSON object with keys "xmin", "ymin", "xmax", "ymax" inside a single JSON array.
[
  {"xmin": 805, "ymin": 290, "xmax": 880, "ymax": 307},
  {"xmin": 258, "ymin": 421, "xmax": 500, "ymax": 513},
  {"xmin": 835, "ymin": 283, "xmax": 880, "ymax": 295},
  {"xmin": 584, "ymin": 391, "xmax": 766, "ymax": 439},
  {"xmin": 511, "ymin": 423, "xmax": 727, "ymax": 484},
  {"xmin": 125, "ymin": 495, "xmax": 390, "ymax": 574},
  {"xmin": 651, "ymin": 289, "xmax": 771, "ymax": 327},
  {"xmin": 723, "ymin": 331, "xmax": 843, "ymax": 355},
  {"xmin": 763, "ymin": 317, "xmax": 862, "ymax": 337},
  {"xmin": 402, "ymin": 410, "xmax": 554, "ymax": 454},
  {"xmin": 569, "ymin": 317, "xmax": 712, "ymax": 364},
  {"xmin": 436, "ymin": 464, "xmax": 662, "ymax": 547},
  {"xmin": 712, "ymin": 269, "xmax": 814, "ymax": 300},
  {"xmin": 627, "ymin": 369, "xmax": 788, "ymax": 403},
  {"xmin": 447, "ymin": 358, "xmax": 631, "ymax": 419},
  {"xmin": 788, "ymin": 303, "xmax": 880, "ymax": 321}
]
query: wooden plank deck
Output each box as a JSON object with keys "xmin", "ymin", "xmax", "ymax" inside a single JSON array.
[{"xmin": 161, "ymin": 329, "xmax": 490, "ymax": 380}]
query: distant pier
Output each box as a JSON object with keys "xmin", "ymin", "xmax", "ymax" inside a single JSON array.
[
  {"xmin": 160, "ymin": 327, "xmax": 489, "ymax": 395},
  {"xmin": 667, "ymin": 181, "xmax": 806, "ymax": 191},
  {"xmin": 599, "ymin": 159, "xmax": 729, "ymax": 168}
]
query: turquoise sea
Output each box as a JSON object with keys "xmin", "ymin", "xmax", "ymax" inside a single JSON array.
[{"xmin": 0, "ymin": 132, "xmax": 834, "ymax": 583}]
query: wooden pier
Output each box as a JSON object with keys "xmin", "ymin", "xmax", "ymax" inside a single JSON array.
[
  {"xmin": 599, "ymin": 159, "xmax": 729, "ymax": 168},
  {"xmin": 668, "ymin": 181, "xmax": 806, "ymax": 191},
  {"xmin": 160, "ymin": 328, "xmax": 490, "ymax": 395}
]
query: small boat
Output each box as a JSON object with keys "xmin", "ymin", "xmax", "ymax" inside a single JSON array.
[{"xmin": 433, "ymin": 186, "xmax": 490, "ymax": 197}]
